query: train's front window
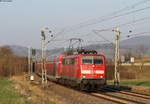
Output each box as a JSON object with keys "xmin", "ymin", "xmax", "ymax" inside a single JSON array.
[
  {"xmin": 82, "ymin": 56, "xmax": 103, "ymax": 64},
  {"xmin": 93, "ymin": 56, "xmax": 103, "ymax": 65},
  {"xmin": 82, "ymin": 56, "xmax": 92, "ymax": 64}
]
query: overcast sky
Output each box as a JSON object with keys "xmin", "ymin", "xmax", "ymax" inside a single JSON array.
[{"xmin": 0, "ymin": 0, "xmax": 150, "ymax": 49}]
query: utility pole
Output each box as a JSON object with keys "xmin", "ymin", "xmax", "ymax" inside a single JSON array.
[
  {"xmin": 113, "ymin": 27, "xmax": 121, "ymax": 87},
  {"xmin": 28, "ymin": 46, "xmax": 31, "ymax": 76},
  {"xmin": 44, "ymin": 46, "xmax": 47, "ymax": 84},
  {"xmin": 41, "ymin": 30, "xmax": 46, "ymax": 84}
]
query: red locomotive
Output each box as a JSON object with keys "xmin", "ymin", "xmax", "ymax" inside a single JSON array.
[{"xmin": 35, "ymin": 51, "xmax": 106, "ymax": 90}]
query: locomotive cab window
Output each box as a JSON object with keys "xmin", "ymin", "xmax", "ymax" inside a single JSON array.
[
  {"xmin": 82, "ymin": 56, "xmax": 103, "ymax": 64},
  {"xmin": 93, "ymin": 56, "xmax": 103, "ymax": 65},
  {"xmin": 82, "ymin": 56, "xmax": 92, "ymax": 64}
]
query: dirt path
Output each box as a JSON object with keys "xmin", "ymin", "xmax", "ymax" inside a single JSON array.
[
  {"xmin": 11, "ymin": 73, "xmax": 116, "ymax": 104},
  {"xmin": 131, "ymin": 86, "xmax": 150, "ymax": 95},
  {"xmin": 11, "ymin": 74, "xmax": 66, "ymax": 104},
  {"xmin": 12, "ymin": 73, "xmax": 150, "ymax": 104}
]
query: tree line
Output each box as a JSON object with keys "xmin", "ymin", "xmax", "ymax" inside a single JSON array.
[{"xmin": 0, "ymin": 46, "xmax": 28, "ymax": 77}]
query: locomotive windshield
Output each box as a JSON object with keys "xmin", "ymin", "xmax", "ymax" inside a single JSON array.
[
  {"xmin": 93, "ymin": 56, "xmax": 103, "ymax": 64},
  {"xmin": 82, "ymin": 56, "xmax": 93, "ymax": 64},
  {"xmin": 82, "ymin": 56, "xmax": 103, "ymax": 65}
]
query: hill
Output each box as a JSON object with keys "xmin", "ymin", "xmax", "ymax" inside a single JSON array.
[
  {"xmin": 4, "ymin": 35, "xmax": 150, "ymax": 58},
  {"xmin": 121, "ymin": 36, "xmax": 150, "ymax": 49}
]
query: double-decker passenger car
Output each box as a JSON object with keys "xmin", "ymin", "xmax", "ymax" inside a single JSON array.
[{"xmin": 35, "ymin": 53, "xmax": 106, "ymax": 90}]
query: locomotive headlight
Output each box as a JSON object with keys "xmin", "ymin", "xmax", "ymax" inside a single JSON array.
[
  {"xmin": 100, "ymin": 76, "xmax": 103, "ymax": 78},
  {"xmin": 83, "ymin": 76, "xmax": 86, "ymax": 78}
]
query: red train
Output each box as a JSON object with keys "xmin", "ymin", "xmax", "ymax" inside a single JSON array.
[{"xmin": 35, "ymin": 52, "xmax": 107, "ymax": 90}]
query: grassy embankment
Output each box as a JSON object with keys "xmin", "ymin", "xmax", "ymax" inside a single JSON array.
[{"xmin": 0, "ymin": 77, "xmax": 32, "ymax": 104}]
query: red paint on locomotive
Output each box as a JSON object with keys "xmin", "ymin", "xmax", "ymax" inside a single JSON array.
[{"xmin": 35, "ymin": 53, "xmax": 107, "ymax": 90}]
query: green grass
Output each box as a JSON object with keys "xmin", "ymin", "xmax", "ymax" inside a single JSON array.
[
  {"xmin": 108, "ymin": 79, "xmax": 150, "ymax": 87},
  {"xmin": 120, "ymin": 80, "xmax": 150, "ymax": 87},
  {"xmin": 0, "ymin": 77, "xmax": 32, "ymax": 104}
]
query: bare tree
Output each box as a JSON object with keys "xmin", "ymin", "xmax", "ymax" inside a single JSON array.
[
  {"xmin": 133, "ymin": 45, "xmax": 148, "ymax": 70},
  {"xmin": 0, "ymin": 46, "xmax": 27, "ymax": 77},
  {"xmin": 134, "ymin": 45, "xmax": 148, "ymax": 58},
  {"xmin": 0, "ymin": 46, "xmax": 12, "ymax": 55}
]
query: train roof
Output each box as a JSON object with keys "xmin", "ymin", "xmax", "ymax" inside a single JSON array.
[{"xmin": 62, "ymin": 54, "xmax": 105, "ymax": 59}]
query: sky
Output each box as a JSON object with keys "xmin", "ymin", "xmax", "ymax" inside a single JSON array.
[{"xmin": 0, "ymin": 0, "xmax": 150, "ymax": 49}]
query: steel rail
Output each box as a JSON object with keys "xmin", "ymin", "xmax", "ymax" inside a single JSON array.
[
  {"xmin": 93, "ymin": 91, "xmax": 147, "ymax": 104},
  {"xmin": 105, "ymin": 87, "xmax": 150, "ymax": 99}
]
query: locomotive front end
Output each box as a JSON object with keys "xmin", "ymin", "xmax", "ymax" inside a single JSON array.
[{"xmin": 79, "ymin": 55, "xmax": 106, "ymax": 90}]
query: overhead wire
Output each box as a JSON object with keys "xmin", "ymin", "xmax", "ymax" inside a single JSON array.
[
  {"xmin": 95, "ymin": 15, "xmax": 150, "ymax": 32},
  {"xmin": 92, "ymin": 15, "xmax": 150, "ymax": 42},
  {"xmin": 63, "ymin": 0, "xmax": 150, "ymax": 32},
  {"xmin": 47, "ymin": 0, "xmax": 150, "ymax": 50},
  {"xmin": 110, "ymin": 0, "xmax": 150, "ymax": 14},
  {"xmin": 49, "ymin": 0, "xmax": 150, "ymax": 42},
  {"xmin": 55, "ymin": 6, "xmax": 150, "ymax": 44},
  {"xmin": 59, "ymin": 3, "xmax": 150, "ymax": 34},
  {"xmin": 124, "ymin": 30, "xmax": 150, "ymax": 37},
  {"xmin": 92, "ymin": 30, "xmax": 114, "ymax": 44},
  {"xmin": 79, "ymin": 6, "xmax": 150, "ymax": 29}
]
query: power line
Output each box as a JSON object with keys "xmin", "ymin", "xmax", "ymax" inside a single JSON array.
[
  {"xmin": 48, "ymin": 1, "xmax": 150, "ymax": 49},
  {"xmin": 50, "ymin": 0, "xmax": 150, "ymax": 41},
  {"xmin": 66, "ymin": 0, "xmax": 150, "ymax": 32},
  {"xmin": 96, "ymin": 16, "xmax": 150, "ymax": 31},
  {"xmin": 118, "ymin": 16, "xmax": 150, "ymax": 28},
  {"xmin": 119, "ymin": 30, "xmax": 150, "ymax": 42},
  {"xmin": 84, "ymin": 6, "xmax": 150, "ymax": 28},
  {"xmin": 92, "ymin": 30, "xmax": 114, "ymax": 44},
  {"xmin": 113, "ymin": 0, "xmax": 150, "ymax": 14},
  {"xmin": 124, "ymin": 30, "xmax": 150, "ymax": 37},
  {"xmin": 58, "ymin": 6, "xmax": 150, "ymax": 37},
  {"xmin": 85, "ymin": 40, "xmax": 107, "ymax": 43}
]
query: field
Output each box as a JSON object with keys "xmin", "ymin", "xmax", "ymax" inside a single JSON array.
[
  {"xmin": 0, "ymin": 77, "xmax": 32, "ymax": 104},
  {"xmin": 108, "ymin": 79, "xmax": 150, "ymax": 87},
  {"xmin": 119, "ymin": 79, "xmax": 150, "ymax": 86},
  {"xmin": 107, "ymin": 65, "xmax": 150, "ymax": 80},
  {"xmin": 135, "ymin": 55, "xmax": 150, "ymax": 63}
]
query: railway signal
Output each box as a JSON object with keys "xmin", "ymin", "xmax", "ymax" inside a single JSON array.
[
  {"xmin": 28, "ymin": 46, "xmax": 35, "ymax": 81},
  {"xmin": 41, "ymin": 27, "xmax": 53, "ymax": 84},
  {"xmin": 41, "ymin": 30, "xmax": 45, "ymax": 84}
]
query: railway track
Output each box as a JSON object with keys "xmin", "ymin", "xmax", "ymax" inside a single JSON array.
[
  {"xmin": 104, "ymin": 87, "xmax": 150, "ymax": 100},
  {"xmin": 90, "ymin": 92, "xmax": 145, "ymax": 104},
  {"xmin": 71, "ymin": 88, "xmax": 149, "ymax": 104},
  {"xmin": 93, "ymin": 87, "xmax": 150, "ymax": 104},
  {"xmin": 74, "ymin": 87, "xmax": 150, "ymax": 104},
  {"xmin": 34, "ymin": 74, "xmax": 150, "ymax": 104},
  {"xmin": 47, "ymin": 82, "xmax": 148, "ymax": 104}
]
